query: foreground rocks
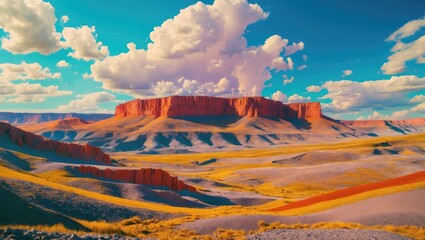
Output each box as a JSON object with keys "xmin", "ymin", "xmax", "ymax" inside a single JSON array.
[
  {"xmin": 75, "ymin": 165, "xmax": 196, "ymax": 192},
  {"xmin": 247, "ymin": 229, "xmax": 411, "ymax": 240},
  {"xmin": 0, "ymin": 228, "xmax": 140, "ymax": 240},
  {"xmin": 114, "ymin": 96, "xmax": 322, "ymax": 119},
  {"xmin": 0, "ymin": 122, "xmax": 111, "ymax": 164}
]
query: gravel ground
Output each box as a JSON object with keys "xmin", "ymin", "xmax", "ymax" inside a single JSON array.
[
  {"xmin": 0, "ymin": 178, "xmax": 176, "ymax": 222},
  {"xmin": 247, "ymin": 229, "xmax": 411, "ymax": 240},
  {"xmin": 0, "ymin": 228, "xmax": 143, "ymax": 240}
]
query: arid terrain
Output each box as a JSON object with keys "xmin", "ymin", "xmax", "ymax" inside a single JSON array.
[{"xmin": 0, "ymin": 96, "xmax": 424, "ymax": 240}]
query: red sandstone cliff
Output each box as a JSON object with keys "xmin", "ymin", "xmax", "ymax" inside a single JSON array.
[
  {"xmin": 0, "ymin": 122, "xmax": 111, "ymax": 164},
  {"xmin": 115, "ymin": 96, "xmax": 322, "ymax": 119},
  {"xmin": 75, "ymin": 165, "xmax": 196, "ymax": 192}
]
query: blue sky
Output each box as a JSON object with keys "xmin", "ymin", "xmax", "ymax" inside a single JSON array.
[{"xmin": 0, "ymin": 0, "xmax": 424, "ymax": 120}]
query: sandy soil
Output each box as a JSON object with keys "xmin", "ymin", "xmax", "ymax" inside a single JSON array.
[
  {"xmin": 178, "ymin": 188, "xmax": 425, "ymax": 234},
  {"xmin": 247, "ymin": 229, "xmax": 411, "ymax": 240}
]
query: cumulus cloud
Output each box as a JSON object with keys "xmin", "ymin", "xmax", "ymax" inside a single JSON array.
[
  {"xmin": 0, "ymin": 0, "xmax": 63, "ymax": 54},
  {"xmin": 382, "ymin": 16, "xmax": 425, "ymax": 75},
  {"xmin": 411, "ymin": 102, "xmax": 425, "ymax": 112},
  {"xmin": 271, "ymin": 90, "xmax": 287, "ymax": 102},
  {"xmin": 56, "ymin": 60, "xmax": 70, "ymax": 68},
  {"xmin": 57, "ymin": 92, "xmax": 116, "ymax": 113},
  {"xmin": 62, "ymin": 26, "xmax": 109, "ymax": 61},
  {"xmin": 0, "ymin": 62, "xmax": 60, "ymax": 81},
  {"xmin": 61, "ymin": 15, "xmax": 69, "ymax": 24},
  {"xmin": 288, "ymin": 94, "xmax": 311, "ymax": 103},
  {"xmin": 0, "ymin": 81, "xmax": 71, "ymax": 103},
  {"xmin": 409, "ymin": 94, "xmax": 425, "ymax": 103},
  {"xmin": 91, "ymin": 0, "xmax": 304, "ymax": 98},
  {"xmin": 387, "ymin": 16, "xmax": 425, "ymax": 41},
  {"xmin": 306, "ymin": 85, "xmax": 322, "ymax": 93},
  {"xmin": 320, "ymin": 75, "xmax": 425, "ymax": 112},
  {"xmin": 284, "ymin": 41, "xmax": 304, "ymax": 56},
  {"xmin": 342, "ymin": 69, "xmax": 353, "ymax": 77},
  {"xmin": 356, "ymin": 110, "xmax": 410, "ymax": 120}
]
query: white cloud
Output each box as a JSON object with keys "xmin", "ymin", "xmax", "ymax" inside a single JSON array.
[
  {"xmin": 57, "ymin": 92, "xmax": 116, "ymax": 113},
  {"xmin": 0, "ymin": 81, "xmax": 71, "ymax": 103},
  {"xmin": 342, "ymin": 69, "xmax": 353, "ymax": 77},
  {"xmin": 302, "ymin": 54, "xmax": 308, "ymax": 62},
  {"xmin": 306, "ymin": 85, "xmax": 322, "ymax": 93},
  {"xmin": 0, "ymin": 0, "xmax": 63, "ymax": 54},
  {"xmin": 0, "ymin": 61, "xmax": 60, "ymax": 81},
  {"xmin": 387, "ymin": 16, "xmax": 425, "ymax": 41},
  {"xmin": 284, "ymin": 41, "xmax": 304, "ymax": 56},
  {"xmin": 409, "ymin": 94, "xmax": 425, "ymax": 103},
  {"xmin": 357, "ymin": 109, "xmax": 413, "ymax": 120},
  {"xmin": 288, "ymin": 94, "xmax": 311, "ymax": 103},
  {"xmin": 91, "ymin": 0, "xmax": 304, "ymax": 98},
  {"xmin": 56, "ymin": 60, "xmax": 70, "ymax": 68},
  {"xmin": 62, "ymin": 26, "xmax": 109, "ymax": 61},
  {"xmin": 271, "ymin": 90, "xmax": 287, "ymax": 102},
  {"xmin": 382, "ymin": 16, "xmax": 425, "ymax": 75},
  {"xmin": 320, "ymin": 75, "xmax": 425, "ymax": 112},
  {"xmin": 283, "ymin": 76, "xmax": 294, "ymax": 85},
  {"xmin": 381, "ymin": 35, "xmax": 425, "ymax": 74},
  {"xmin": 82, "ymin": 72, "xmax": 93, "ymax": 79},
  {"xmin": 411, "ymin": 102, "xmax": 425, "ymax": 112},
  {"xmin": 297, "ymin": 65, "xmax": 307, "ymax": 71},
  {"xmin": 61, "ymin": 15, "xmax": 69, "ymax": 24}
]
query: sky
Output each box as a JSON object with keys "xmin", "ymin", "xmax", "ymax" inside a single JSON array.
[{"xmin": 0, "ymin": 0, "xmax": 424, "ymax": 120}]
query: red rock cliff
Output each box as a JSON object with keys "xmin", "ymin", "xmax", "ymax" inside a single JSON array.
[
  {"xmin": 0, "ymin": 122, "xmax": 111, "ymax": 164},
  {"xmin": 115, "ymin": 96, "xmax": 322, "ymax": 119},
  {"xmin": 75, "ymin": 165, "xmax": 196, "ymax": 192}
]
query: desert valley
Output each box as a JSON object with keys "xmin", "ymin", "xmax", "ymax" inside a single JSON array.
[
  {"xmin": 0, "ymin": 96, "xmax": 424, "ymax": 239},
  {"xmin": 1, "ymin": 0, "xmax": 425, "ymax": 239}
]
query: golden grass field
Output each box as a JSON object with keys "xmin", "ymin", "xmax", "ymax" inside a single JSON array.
[{"xmin": 1, "ymin": 132, "xmax": 424, "ymax": 239}]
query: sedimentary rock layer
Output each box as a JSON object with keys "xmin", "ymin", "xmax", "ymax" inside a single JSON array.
[
  {"xmin": 115, "ymin": 96, "xmax": 322, "ymax": 119},
  {"xmin": 0, "ymin": 122, "xmax": 111, "ymax": 164},
  {"xmin": 75, "ymin": 165, "xmax": 196, "ymax": 192}
]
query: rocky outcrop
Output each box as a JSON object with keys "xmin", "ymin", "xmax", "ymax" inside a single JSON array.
[
  {"xmin": 50, "ymin": 118, "xmax": 89, "ymax": 129},
  {"xmin": 0, "ymin": 122, "xmax": 111, "ymax": 164},
  {"xmin": 115, "ymin": 96, "xmax": 322, "ymax": 119},
  {"xmin": 75, "ymin": 165, "xmax": 196, "ymax": 192}
]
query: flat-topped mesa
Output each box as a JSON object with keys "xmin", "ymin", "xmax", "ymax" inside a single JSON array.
[
  {"xmin": 75, "ymin": 165, "xmax": 196, "ymax": 192},
  {"xmin": 0, "ymin": 122, "xmax": 111, "ymax": 164},
  {"xmin": 115, "ymin": 96, "xmax": 322, "ymax": 119}
]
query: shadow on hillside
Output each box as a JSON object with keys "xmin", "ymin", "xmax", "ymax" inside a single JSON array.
[
  {"xmin": 67, "ymin": 168, "xmax": 235, "ymax": 208},
  {"xmin": 0, "ymin": 181, "xmax": 88, "ymax": 231},
  {"xmin": 173, "ymin": 116, "xmax": 243, "ymax": 127}
]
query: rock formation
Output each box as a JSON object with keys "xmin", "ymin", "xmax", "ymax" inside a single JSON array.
[
  {"xmin": 115, "ymin": 96, "xmax": 322, "ymax": 119},
  {"xmin": 75, "ymin": 165, "xmax": 196, "ymax": 192},
  {"xmin": 0, "ymin": 122, "xmax": 111, "ymax": 164}
]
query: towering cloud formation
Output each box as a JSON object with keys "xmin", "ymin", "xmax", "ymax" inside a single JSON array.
[
  {"xmin": 91, "ymin": 0, "xmax": 303, "ymax": 98},
  {"xmin": 0, "ymin": 0, "xmax": 63, "ymax": 54}
]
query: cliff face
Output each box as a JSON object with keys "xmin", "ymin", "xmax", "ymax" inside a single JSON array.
[
  {"xmin": 75, "ymin": 165, "xmax": 196, "ymax": 192},
  {"xmin": 115, "ymin": 96, "xmax": 322, "ymax": 119},
  {"xmin": 0, "ymin": 122, "xmax": 111, "ymax": 164}
]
